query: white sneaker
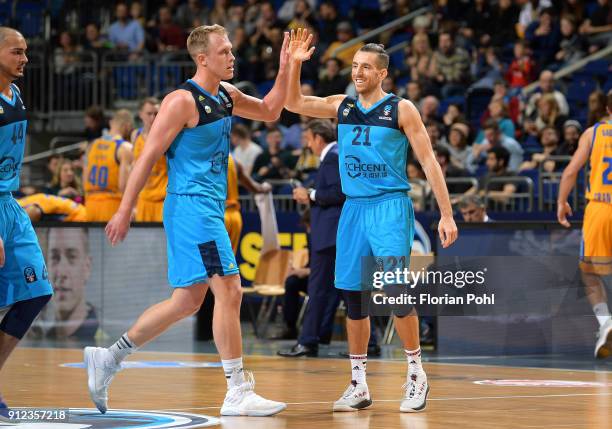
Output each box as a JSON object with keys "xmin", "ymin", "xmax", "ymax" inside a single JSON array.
[
  {"xmin": 220, "ymin": 371, "xmax": 287, "ymax": 417},
  {"xmin": 84, "ymin": 346, "xmax": 121, "ymax": 414},
  {"xmin": 332, "ymin": 382, "xmax": 372, "ymax": 412},
  {"xmin": 595, "ymin": 318, "xmax": 612, "ymax": 359},
  {"xmin": 400, "ymin": 371, "xmax": 429, "ymax": 413}
]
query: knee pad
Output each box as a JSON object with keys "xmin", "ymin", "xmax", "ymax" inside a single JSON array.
[
  {"xmin": 342, "ymin": 290, "xmax": 371, "ymax": 320},
  {"xmin": 0, "ymin": 294, "xmax": 52, "ymax": 340}
]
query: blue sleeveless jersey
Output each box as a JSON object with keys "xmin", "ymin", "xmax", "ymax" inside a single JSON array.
[
  {"xmin": 337, "ymin": 93, "xmax": 410, "ymax": 198},
  {"xmin": 166, "ymin": 79, "xmax": 233, "ymax": 199},
  {"xmin": 0, "ymin": 84, "xmax": 27, "ymax": 192}
]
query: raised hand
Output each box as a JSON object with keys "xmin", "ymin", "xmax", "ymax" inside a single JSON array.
[{"xmin": 288, "ymin": 28, "xmax": 315, "ymax": 63}]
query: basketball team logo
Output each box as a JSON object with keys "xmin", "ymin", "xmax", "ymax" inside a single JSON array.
[
  {"xmin": 23, "ymin": 267, "xmax": 37, "ymax": 283},
  {"xmin": 383, "ymin": 104, "xmax": 392, "ymax": 116},
  {"xmin": 0, "ymin": 408, "xmax": 219, "ymax": 427},
  {"xmin": 204, "ymin": 105, "xmax": 212, "ymax": 114}
]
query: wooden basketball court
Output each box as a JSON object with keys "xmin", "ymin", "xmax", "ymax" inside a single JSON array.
[{"xmin": 2, "ymin": 347, "xmax": 610, "ymax": 428}]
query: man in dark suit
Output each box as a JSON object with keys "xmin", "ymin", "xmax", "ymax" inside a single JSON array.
[{"xmin": 278, "ymin": 119, "xmax": 343, "ymax": 357}]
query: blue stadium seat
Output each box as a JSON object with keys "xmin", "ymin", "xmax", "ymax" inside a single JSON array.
[
  {"xmin": 582, "ymin": 59, "xmax": 610, "ymax": 78},
  {"xmin": 388, "ymin": 33, "xmax": 411, "ymax": 71},
  {"xmin": 603, "ymin": 78, "xmax": 612, "ymax": 93},
  {"xmin": 466, "ymin": 87, "xmax": 493, "ymax": 129},
  {"xmin": 16, "ymin": 1, "xmax": 46, "ymax": 38},
  {"xmin": 439, "ymin": 96, "xmax": 466, "ymax": 116},
  {"xmin": 566, "ymin": 79, "xmax": 597, "ymax": 105}
]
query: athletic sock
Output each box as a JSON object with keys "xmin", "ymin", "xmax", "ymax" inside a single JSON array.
[
  {"xmin": 108, "ymin": 333, "xmax": 137, "ymax": 365},
  {"xmin": 593, "ymin": 302, "xmax": 612, "ymax": 327},
  {"xmin": 222, "ymin": 357, "xmax": 245, "ymax": 388},
  {"xmin": 350, "ymin": 354, "xmax": 367, "ymax": 385},
  {"xmin": 405, "ymin": 348, "xmax": 423, "ymax": 374}
]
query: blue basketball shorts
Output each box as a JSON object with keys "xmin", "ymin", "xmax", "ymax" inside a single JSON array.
[
  {"xmin": 163, "ymin": 193, "xmax": 239, "ymax": 287},
  {"xmin": 335, "ymin": 192, "xmax": 415, "ymax": 291},
  {"xmin": 0, "ymin": 193, "xmax": 53, "ymax": 308}
]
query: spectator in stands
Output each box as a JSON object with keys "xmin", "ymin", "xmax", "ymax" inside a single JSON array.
[
  {"xmin": 525, "ymin": 70, "xmax": 570, "ymax": 118},
  {"xmin": 108, "ymin": 2, "xmax": 145, "ymax": 57},
  {"xmin": 48, "ymin": 159, "xmax": 83, "ymax": 203},
  {"xmin": 442, "ymin": 103, "xmax": 465, "ymax": 133},
  {"xmin": 579, "ymin": 0, "xmax": 612, "ymax": 52},
  {"xmin": 519, "ymin": 126, "xmax": 560, "ymax": 172},
  {"xmin": 434, "ymin": 146, "xmax": 471, "ymax": 196},
  {"xmin": 45, "ymin": 155, "xmax": 63, "ymax": 188},
  {"xmin": 322, "ymin": 21, "xmax": 363, "ymax": 68},
  {"xmin": 425, "ymin": 121, "xmax": 443, "ymax": 149},
  {"xmin": 176, "ymin": 0, "xmax": 209, "ymax": 30},
  {"xmin": 534, "ymin": 93, "xmax": 567, "ymax": 134},
  {"xmin": 316, "ymin": 58, "xmax": 346, "ymax": 97},
  {"xmin": 525, "ymin": 7, "xmax": 561, "ymax": 67},
  {"xmin": 420, "ymin": 95, "xmax": 441, "ymax": 125},
  {"xmin": 83, "ymin": 105, "xmax": 107, "ymax": 141},
  {"xmin": 288, "ymin": 122, "xmax": 320, "ymax": 182},
  {"xmin": 208, "ymin": 0, "xmax": 229, "ymax": 26},
  {"xmin": 439, "ymin": 122, "xmax": 471, "ymax": 171},
  {"xmin": 405, "ymin": 81, "xmax": 423, "ymax": 108},
  {"xmin": 504, "ymin": 40, "xmax": 536, "ymax": 89},
  {"xmin": 476, "ymin": 99, "xmax": 515, "ymax": 143},
  {"xmin": 461, "ymin": 0, "xmax": 493, "ymax": 49},
  {"xmin": 408, "ymin": 160, "xmax": 430, "ymax": 211},
  {"xmin": 54, "ymin": 31, "xmax": 82, "ymax": 75},
  {"xmin": 285, "ymin": 0, "xmax": 314, "ymax": 31},
  {"xmin": 493, "ymin": 80, "xmax": 520, "ymax": 124},
  {"xmin": 555, "ymin": 14, "xmax": 586, "ymax": 67},
  {"xmin": 562, "ymin": 0, "xmax": 586, "ymax": 24},
  {"xmin": 477, "ymin": 146, "xmax": 517, "ymax": 205},
  {"xmin": 317, "ymin": 1, "xmax": 339, "ymax": 47},
  {"xmin": 156, "ymin": 6, "xmax": 187, "ymax": 52},
  {"xmin": 382, "ymin": 76, "xmax": 397, "ymax": 95},
  {"xmin": 252, "ymin": 127, "xmax": 296, "ymax": 182},
  {"xmin": 587, "ymin": 90, "xmax": 608, "ymax": 127},
  {"xmin": 544, "ymin": 119, "xmax": 582, "ymax": 172},
  {"xmin": 516, "ymin": 0, "xmax": 553, "ymax": 39},
  {"xmin": 130, "ymin": 1, "xmax": 146, "ymax": 28},
  {"xmin": 468, "ymin": 119, "xmax": 523, "ymax": 173},
  {"xmin": 458, "ymin": 195, "xmax": 491, "ymax": 223},
  {"xmin": 490, "ymin": 0, "xmax": 520, "ymax": 47},
  {"xmin": 84, "ymin": 23, "xmax": 109, "ymax": 52},
  {"xmin": 225, "ymin": 5, "xmax": 246, "ymax": 40},
  {"xmin": 471, "ymin": 46, "xmax": 503, "ymax": 89},
  {"xmin": 231, "ymin": 124, "xmax": 262, "ymax": 177},
  {"xmin": 407, "ymin": 33, "xmax": 434, "ymax": 94},
  {"xmin": 429, "ymin": 31, "xmax": 471, "ymax": 98}
]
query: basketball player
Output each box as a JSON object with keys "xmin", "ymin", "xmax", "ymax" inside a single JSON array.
[
  {"xmin": 0, "ymin": 27, "xmax": 53, "ymax": 413},
  {"xmin": 284, "ymin": 29, "xmax": 458, "ymax": 412},
  {"xmin": 85, "ymin": 25, "xmax": 290, "ymax": 416},
  {"xmin": 225, "ymin": 153, "xmax": 271, "ymax": 253},
  {"xmin": 132, "ymin": 97, "xmax": 165, "ymax": 222},
  {"xmin": 18, "ymin": 193, "xmax": 87, "ymax": 222},
  {"xmin": 558, "ymin": 91, "xmax": 612, "ymax": 359},
  {"xmin": 83, "ymin": 109, "xmax": 134, "ymax": 222}
]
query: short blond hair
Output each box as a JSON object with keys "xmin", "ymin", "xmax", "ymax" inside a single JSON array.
[
  {"xmin": 112, "ymin": 109, "xmax": 134, "ymax": 127},
  {"xmin": 187, "ymin": 24, "xmax": 227, "ymax": 59}
]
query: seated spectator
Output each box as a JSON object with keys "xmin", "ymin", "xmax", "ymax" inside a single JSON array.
[
  {"xmin": 176, "ymin": 0, "xmax": 209, "ymax": 30},
  {"xmin": 442, "ymin": 103, "xmax": 465, "ymax": 134},
  {"xmin": 405, "ymin": 81, "xmax": 423, "ymax": 108},
  {"xmin": 434, "ymin": 146, "xmax": 471, "ymax": 198},
  {"xmin": 578, "ymin": 0, "xmax": 612, "ymax": 53},
  {"xmin": 84, "ymin": 23, "xmax": 110, "ymax": 52},
  {"xmin": 83, "ymin": 105, "xmax": 107, "ymax": 141},
  {"xmin": 425, "ymin": 121, "xmax": 444, "ymax": 149},
  {"xmin": 322, "ymin": 22, "xmax": 364, "ymax": 68},
  {"xmin": 490, "ymin": 0, "xmax": 520, "ymax": 47},
  {"xmin": 288, "ymin": 123, "xmax": 320, "ymax": 182},
  {"xmin": 209, "ymin": 0, "xmax": 230, "ymax": 26},
  {"xmin": 54, "ymin": 31, "xmax": 82, "ymax": 75},
  {"xmin": 44, "ymin": 155, "xmax": 63, "ymax": 188},
  {"xmin": 285, "ymin": 0, "xmax": 314, "ymax": 31},
  {"xmin": 231, "ymin": 124, "xmax": 262, "ymax": 177},
  {"xmin": 439, "ymin": 122, "xmax": 471, "ymax": 171},
  {"xmin": 468, "ymin": 119, "xmax": 523, "ymax": 173},
  {"xmin": 471, "ymin": 47, "xmax": 503, "ymax": 89},
  {"xmin": 225, "ymin": 5, "xmax": 246, "ymax": 40},
  {"xmin": 130, "ymin": 1, "xmax": 146, "ymax": 28},
  {"xmin": 461, "ymin": 0, "xmax": 493, "ymax": 49},
  {"xmin": 406, "ymin": 33, "xmax": 434, "ymax": 94},
  {"xmin": 420, "ymin": 95, "xmax": 441, "ymax": 125},
  {"xmin": 252, "ymin": 127, "xmax": 296, "ymax": 182},
  {"xmin": 428, "ymin": 31, "xmax": 471, "ymax": 98},
  {"xmin": 525, "ymin": 70, "xmax": 569, "ymax": 118},
  {"xmin": 407, "ymin": 160, "xmax": 430, "ymax": 211},
  {"xmin": 476, "ymin": 146, "xmax": 517, "ymax": 205},
  {"xmin": 587, "ymin": 90, "xmax": 608, "ymax": 127},
  {"xmin": 317, "ymin": 58, "xmax": 347, "ymax": 97},
  {"xmin": 555, "ymin": 14, "xmax": 586, "ymax": 67},
  {"xmin": 525, "ymin": 7, "xmax": 561, "ymax": 67},
  {"xmin": 533, "ymin": 93, "xmax": 567, "ymax": 134},
  {"xmin": 544, "ymin": 119, "xmax": 582, "ymax": 172},
  {"xmin": 493, "ymin": 80, "xmax": 520, "ymax": 124},
  {"xmin": 382, "ymin": 76, "xmax": 397, "ymax": 95},
  {"xmin": 108, "ymin": 2, "xmax": 145, "ymax": 56},
  {"xmin": 476, "ymin": 99, "xmax": 515, "ymax": 143},
  {"xmin": 48, "ymin": 159, "xmax": 83, "ymax": 203},
  {"xmin": 516, "ymin": 0, "xmax": 553, "ymax": 39},
  {"xmin": 504, "ymin": 40, "xmax": 536, "ymax": 89},
  {"xmin": 458, "ymin": 195, "xmax": 492, "ymax": 223},
  {"xmin": 519, "ymin": 126, "xmax": 560, "ymax": 172},
  {"xmin": 156, "ymin": 6, "xmax": 187, "ymax": 52},
  {"xmin": 317, "ymin": 1, "xmax": 339, "ymax": 47}
]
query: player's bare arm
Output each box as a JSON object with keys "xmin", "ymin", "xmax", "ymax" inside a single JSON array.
[
  {"xmin": 221, "ymin": 32, "xmax": 290, "ymax": 122},
  {"xmin": 284, "ymin": 28, "xmax": 345, "ymax": 119},
  {"xmin": 557, "ymin": 126, "xmax": 593, "ymax": 227},
  {"xmin": 106, "ymin": 90, "xmax": 194, "ymax": 245},
  {"xmin": 399, "ymin": 99, "xmax": 458, "ymax": 248},
  {"xmin": 118, "ymin": 142, "xmax": 134, "ymax": 193}
]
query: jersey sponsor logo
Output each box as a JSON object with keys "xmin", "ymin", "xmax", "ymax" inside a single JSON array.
[
  {"xmin": 204, "ymin": 105, "xmax": 212, "ymax": 114},
  {"xmin": 24, "ymin": 266, "xmax": 37, "ymax": 283},
  {"xmin": 210, "ymin": 150, "xmax": 229, "ymax": 174},
  {"xmin": 0, "ymin": 156, "xmax": 20, "ymax": 180},
  {"xmin": 219, "ymin": 91, "xmax": 232, "ymax": 109},
  {"xmin": 344, "ymin": 155, "xmax": 388, "ymax": 179},
  {"xmin": 342, "ymin": 103, "xmax": 354, "ymax": 117}
]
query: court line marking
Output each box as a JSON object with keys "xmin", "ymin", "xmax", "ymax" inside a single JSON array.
[
  {"xmin": 20, "ymin": 346, "xmax": 612, "ymax": 374},
  {"xmin": 163, "ymin": 392, "xmax": 612, "ymax": 411}
]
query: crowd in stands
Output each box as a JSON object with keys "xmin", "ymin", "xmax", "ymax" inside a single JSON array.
[{"xmin": 24, "ymin": 0, "xmax": 611, "ymax": 212}]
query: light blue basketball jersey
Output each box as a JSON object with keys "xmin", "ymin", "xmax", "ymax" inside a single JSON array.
[
  {"xmin": 0, "ymin": 84, "xmax": 27, "ymax": 192},
  {"xmin": 166, "ymin": 80, "xmax": 233, "ymax": 199},
  {"xmin": 337, "ymin": 93, "xmax": 410, "ymax": 198}
]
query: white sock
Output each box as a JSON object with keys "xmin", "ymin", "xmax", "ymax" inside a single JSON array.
[
  {"xmin": 108, "ymin": 333, "xmax": 137, "ymax": 365},
  {"xmin": 349, "ymin": 354, "xmax": 367, "ymax": 385},
  {"xmin": 593, "ymin": 303, "xmax": 611, "ymax": 327},
  {"xmin": 405, "ymin": 348, "xmax": 423, "ymax": 374},
  {"xmin": 222, "ymin": 357, "xmax": 245, "ymax": 388}
]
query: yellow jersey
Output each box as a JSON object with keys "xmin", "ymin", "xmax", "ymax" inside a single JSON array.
[
  {"xmin": 226, "ymin": 154, "xmax": 240, "ymax": 210},
  {"xmin": 586, "ymin": 120, "xmax": 612, "ymax": 204},
  {"xmin": 133, "ymin": 128, "xmax": 168, "ymax": 202},
  {"xmin": 84, "ymin": 134, "xmax": 126, "ymax": 201},
  {"xmin": 18, "ymin": 193, "xmax": 87, "ymax": 221}
]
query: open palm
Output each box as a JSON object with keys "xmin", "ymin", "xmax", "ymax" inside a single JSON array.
[{"xmin": 288, "ymin": 28, "xmax": 315, "ymax": 62}]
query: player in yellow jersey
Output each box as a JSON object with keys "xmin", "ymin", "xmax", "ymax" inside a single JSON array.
[
  {"xmin": 558, "ymin": 91, "xmax": 612, "ymax": 359},
  {"xmin": 83, "ymin": 109, "xmax": 134, "ymax": 222},
  {"xmin": 132, "ymin": 97, "xmax": 165, "ymax": 222},
  {"xmin": 18, "ymin": 193, "xmax": 86, "ymax": 222},
  {"xmin": 225, "ymin": 153, "xmax": 271, "ymax": 253}
]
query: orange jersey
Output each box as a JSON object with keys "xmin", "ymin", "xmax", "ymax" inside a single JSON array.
[
  {"xmin": 226, "ymin": 154, "xmax": 240, "ymax": 210},
  {"xmin": 133, "ymin": 128, "xmax": 168, "ymax": 202},
  {"xmin": 586, "ymin": 120, "xmax": 612, "ymax": 204},
  {"xmin": 18, "ymin": 193, "xmax": 87, "ymax": 221},
  {"xmin": 84, "ymin": 135, "xmax": 126, "ymax": 201}
]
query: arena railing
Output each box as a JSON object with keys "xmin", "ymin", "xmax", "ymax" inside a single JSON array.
[
  {"xmin": 485, "ymin": 176, "xmax": 534, "ymax": 212},
  {"xmin": 49, "ymin": 50, "xmax": 99, "ymax": 117},
  {"xmin": 429, "ymin": 177, "xmax": 479, "ymax": 211}
]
